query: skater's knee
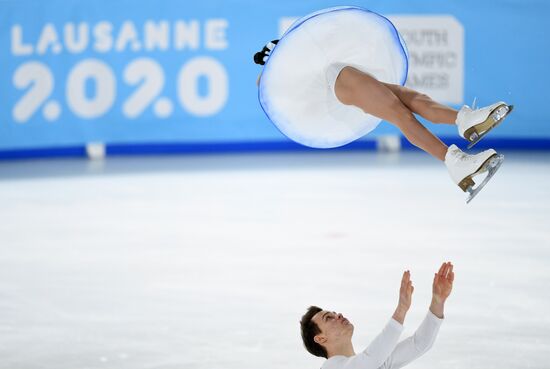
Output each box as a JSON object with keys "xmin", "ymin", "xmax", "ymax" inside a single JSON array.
[
  {"xmin": 411, "ymin": 93, "xmax": 431, "ymax": 105},
  {"xmin": 413, "ymin": 95, "xmax": 438, "ymax": 117},
  {"xmin": 387, "ymin": 99, "xmax": 416, "ymax": 124},
  {"xmin": 387, "ymin": 95, "xmax": 414, "ymax": 119}
]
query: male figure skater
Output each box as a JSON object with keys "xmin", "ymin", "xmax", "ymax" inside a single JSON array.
[{"xmin": 300, "ymin": 262, "xmax": 454, "ymax": 369}]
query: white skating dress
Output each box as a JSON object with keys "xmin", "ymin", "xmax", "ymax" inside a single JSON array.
[{"xmin": 258, "ymin": 6, "xmax": 409, "ymax": 148}]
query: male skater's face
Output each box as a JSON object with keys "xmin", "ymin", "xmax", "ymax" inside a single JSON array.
[{"xmin": 311, "ymin": 310, "xmax": 354, "ymax": 345}]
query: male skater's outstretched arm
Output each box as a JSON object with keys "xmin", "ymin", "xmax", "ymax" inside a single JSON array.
[
  {"xmin": 382, "ymin": 262, "xmax": 454, "ymax": 369},
  {"xmin": 299, "ymin": 262, "xmax": 454, "ymax": 369}
]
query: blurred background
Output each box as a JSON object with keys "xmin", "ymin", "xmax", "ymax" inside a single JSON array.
[{"xmin": 1, "ymin": 1, "xmax": 549, "ymax": 369}]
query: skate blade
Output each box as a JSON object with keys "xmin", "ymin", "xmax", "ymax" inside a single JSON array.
[
  {"xmin": 466, "ymin": 104, "xmax": 514, "ymax": 149},
  {"xmin": 464, "ymin": 154, "xmax": 504, "ymax": 203}
]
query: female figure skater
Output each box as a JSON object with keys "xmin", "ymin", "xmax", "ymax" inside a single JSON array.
[{"xmin": 254, "ymin": 6, "xmax": 513, "ymax": 203}]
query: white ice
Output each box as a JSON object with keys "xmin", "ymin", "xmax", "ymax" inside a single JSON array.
[{"xmin": 0, "ymin": 150, "xmax": 549, "ymax": 369}]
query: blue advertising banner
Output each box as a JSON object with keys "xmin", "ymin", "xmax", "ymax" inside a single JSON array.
[{"xmin": 0, "ymin": 0, "xmax": 548, "ymax": 154}]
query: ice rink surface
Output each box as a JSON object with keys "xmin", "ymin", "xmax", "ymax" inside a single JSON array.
[{"xmin": 1, "ymin": 150, "xmax": 549, "ymax": 369}]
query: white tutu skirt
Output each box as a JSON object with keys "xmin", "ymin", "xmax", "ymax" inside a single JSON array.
[{"xmin": 259, "ymin": 6, "xmax": 409, "ymax": 148}]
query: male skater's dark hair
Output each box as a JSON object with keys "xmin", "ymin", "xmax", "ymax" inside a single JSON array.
[{"xmin": 300, "ymin": 306, "xmax": 328, "ymax": 358}]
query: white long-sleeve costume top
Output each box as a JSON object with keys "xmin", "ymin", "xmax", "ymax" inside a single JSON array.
[{"xmin": 321, "ymin": 311, "xmax": 443, "ymax": 369}]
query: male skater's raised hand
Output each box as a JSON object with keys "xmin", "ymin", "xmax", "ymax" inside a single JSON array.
[
  {"xmin": 430, "ymin": 262, "xmax": 454, "ymax": 318},
  {"xmin": 393, "ymin": 270, "xmax": 414, "ymax": 324}
]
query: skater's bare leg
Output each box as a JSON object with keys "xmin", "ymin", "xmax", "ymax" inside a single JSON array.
[
  {"xmin": 335, "ymin": 67, "xmax": 447, "ymax": 161},
  {"xmin": 382, "ymin": 83, "xmax": 458, "ymax": 124}
]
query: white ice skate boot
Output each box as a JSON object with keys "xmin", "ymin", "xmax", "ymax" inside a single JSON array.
[
  {"xmin": 456, "ymin": 101, "xmax": 514, "ymax": 149},
  {"xmin": 445, "ymin": 144, "xmax": 504, "ymax": 203}
]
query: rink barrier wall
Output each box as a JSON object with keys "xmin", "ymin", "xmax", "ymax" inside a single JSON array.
[
  {"xmin": 0, "ymin": 0, "xmax": 548, "ymax": 158},
  {"xmin": 1, "ymin": 138, "xmax": 549, "ymax": 160}
]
